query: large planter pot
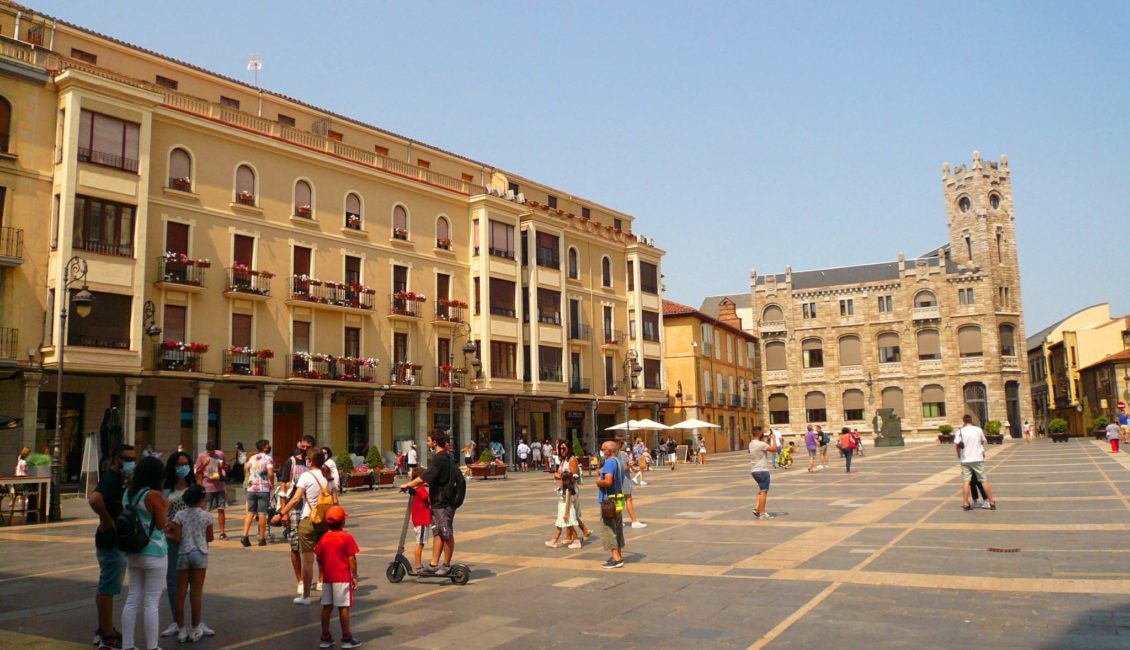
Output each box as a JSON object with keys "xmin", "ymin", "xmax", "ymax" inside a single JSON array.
[
  {"xmin": 470, "ymin": 463, "xmax": 507, "ymax": 479},
  {"xmin": 377, "ymin": 471, "xmax": 397, "ymax": 486},
  {"xmin": 937, "ymin": 434, "xmax": 955, "ymax": 444},
  {"xmin": 1050, "ymin": 433, "xmax": 1070, "ymax": 443},
  {"xmin": 985, "ymin": 434, "xmax": 1005, "ymax": 445},
  {"xmin": 29, "ymin": 464, "xmax": 52, "ymax": 478},
  {"xmin": 343, "ymin": 471, "xmax": 374, "ymax": 490}
]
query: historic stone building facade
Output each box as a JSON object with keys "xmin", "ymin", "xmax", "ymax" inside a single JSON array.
[{"xmin": 746, "ymin": 153, "xmax": 1030, "ymax": 438}]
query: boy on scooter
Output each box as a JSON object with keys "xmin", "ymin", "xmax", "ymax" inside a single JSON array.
[
  {"xmin": 401, "ymin": 431, "xmax": 458, "ymax": 576},
  {"xmin": 408, "ymin": 467, "xmax": 433, "ymax": 573}
]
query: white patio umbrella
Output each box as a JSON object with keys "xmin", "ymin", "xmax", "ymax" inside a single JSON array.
[{"xmin": 670, "ymin": 418, "xmax": 719, "ymax": 430}]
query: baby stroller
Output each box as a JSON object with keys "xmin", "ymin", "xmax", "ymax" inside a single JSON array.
[{"xmin": 263, "ymin": 483, "xmax": 291, "ymax": 545}]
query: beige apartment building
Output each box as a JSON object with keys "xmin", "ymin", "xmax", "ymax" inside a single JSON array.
[
  {"xmin": 709, "ymin": 152, "xmax": 1030, "ymax": 438},
  {"xmin": 0, "ymin": 3, "xmax": 666, "ymax": 474}
]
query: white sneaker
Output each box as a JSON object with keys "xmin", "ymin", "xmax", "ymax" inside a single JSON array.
[
  {"xmin": 631, "ymin": 521, "xmax": 647, "ymax": 529},
  {"xmin": 313, "ymin": 582, "xmax": 322, "ymax": 591},
  {"xmin": 190, "ymin": 625, "xmax": 204, "ymax": 643},
  {"xmin": 293, "ymin": 596, "xmax": 313, "ymax": 605},
  {"xmin": 980, "ymin": 502, "xmax": 992, "ymax": 510},
  {"xmin": 161, "ymin": 622, "xmax": 180, "ymax": 637},
  {"xmin": 639, "ymin": 481, "xmax": 648, "ymax": 486},
  {"xmin": 545, "ymin": 540, "xmax": 560, "ymax": 548},
  {"xmin": 197, "ymin": 622, "xmax": 215, "ymax": 636},
  {"xmin": 177, "ymin": 627, "xmax": 189, "ymax": 643},
  {"xmin": 567, "ymin": 540, "xmax": 582, "ymax": 549}
]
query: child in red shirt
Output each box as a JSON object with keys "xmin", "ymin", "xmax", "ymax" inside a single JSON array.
[
  {"xmin": 409, "ymin": 467, "xmax": 433, "ymax": 572},
  {"xmin": 315, "ymin": 505, "xmax": 361, "ymax": 649}
]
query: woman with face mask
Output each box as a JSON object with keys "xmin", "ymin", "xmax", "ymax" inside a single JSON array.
[{"xmin": 158, "ymin": 452, "xmax": 213, "ymax": 639}]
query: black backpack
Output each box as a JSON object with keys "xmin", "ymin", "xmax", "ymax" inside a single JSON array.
[
  {"xmin": 442, "ymin": 457, "xmax": 467, "ymax": 509},
  {"xmin": 115, "ymin": 488, "xmax": 155, "ymax": 553}
]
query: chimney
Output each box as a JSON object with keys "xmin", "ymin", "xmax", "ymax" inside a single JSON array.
[{"xmin": 717, "ymin": 298, "xmax": 741, "ymax": 330}]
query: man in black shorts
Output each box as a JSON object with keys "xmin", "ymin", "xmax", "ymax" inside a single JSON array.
[{"xmin": 401, "ymin": 431, "xmax": 457, "ymax": 575}]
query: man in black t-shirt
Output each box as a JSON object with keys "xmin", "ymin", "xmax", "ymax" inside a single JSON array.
[
  {"xmin": 401, "ymin": 431, "xmax": 457, "ymax": 575},
  {"xmin": 88, "ymin": 444, "xmax": 136, "ymax": 648}
]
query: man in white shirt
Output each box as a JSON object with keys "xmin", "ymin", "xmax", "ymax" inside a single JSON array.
[
  {"xmin": 517, "ymin": 439, "xmax": 531, "ymax": 472},
  {"xmin": 956, "ymin": 414, "xmax": 996, "ymax": 511}
]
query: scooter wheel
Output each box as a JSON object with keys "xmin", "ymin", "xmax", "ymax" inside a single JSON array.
[
  {"xmin": 386, "ymin": 562, "xmax": 406, "ymax": 583},
  {"xmin": 449, "ymin": 564, "xmax": 470, "ymax": 585}
]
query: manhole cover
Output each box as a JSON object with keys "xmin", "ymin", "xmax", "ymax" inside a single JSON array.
[{"xmin": 988, "ymin": 547, "xmax": 1020, "ymax": 553}]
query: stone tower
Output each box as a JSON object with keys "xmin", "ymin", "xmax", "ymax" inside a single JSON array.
[{"xmin": 942, "ymin": 150, "xmax": 1017, "ymax": 286}]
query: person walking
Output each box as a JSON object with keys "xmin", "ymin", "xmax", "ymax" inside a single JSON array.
[
  {"xmin": 119, "ymin": 457, "xmax": 169, "ymax": 650},
  {"xmin": 229, "ymin": 442, "xmax": 247, "ymax": 486},
  {"xmin": 279, "ymin": 451, "xmax": 338, "ymax": 604},
  {"xmin": 595, "ymin": 441, "xmax": 626, "ymax": 568},
  {"xmin": 89, "ymin": 445, "xmax": 135, "ymax": 649},
  {"xmin": 1106, "ymin": 420, "xmax": 1122, "ymax": 453},
  {"xmin": 546, "ymin": 461, "xmax": 582, "ymax": 549},
  {"xmin": 749, "ymin": 429, "xmax": 778, "ymax": 519},
  {"xmin": 531, "ymin": 439, "xmax": 542, "ymax": 470},
  {"xmin": 804, "ymin": 425, "xmax": 819, "ymax": 473},
  {"xmin": 665, "ymin": 436, "xmax": 677, "ymax": 470},
  {"xmin": 1023, "ymin": 420, "xmax": 1034, "ymax": 444},
  {"xmin": 160, "ymin": 451, "xmax": 212, "ymax": 640},
  {"xmin": 14, "ymin": 446, "xmax": 29, "ymax": 476},
  {"xmin": 837, "ymin": 427, "xmax": 856, "ymax": 473},
  {"xmin": 695, "ymin": 433, "xmax": 707, "ymax": 465},
  {"xmin": 517, "ymin": 438, "xmax": 531, "ymax": 472},
  {"xmin": 194, "ymin": 441, "xmax": 228, "ymax": 540},
  {"xmin": 406, "ymin": 442, "xmax": 419, "ymax": 472},
  {"xmin": 956, "ymin": 415, "xmax": 996, "ymax": 511},
  {"xmin": 278, "ymin": 436, "xmax": 313, "ymax": 595},
  {"xmin": 617, "ymin": 440, "xmax": 647, "ymax": 529},
  {"xmin": 561, "ymin": 442, "xmax": 594, "ymax": 539},
  {"xmin": 816, "ymin": 425, "xmax": 830, "ymax": 469},
  {"xmin": 241, "ymin": 439, "xmax": 274, "ymax": 547},
  {"xmin": 169, "ymin": 484, "xmax": 213, "ymax": 643}
]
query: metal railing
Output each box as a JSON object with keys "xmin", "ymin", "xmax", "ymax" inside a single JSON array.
[
  {"xmin": 290, "ymin": 277, "xmax": 375, "ymax": 310},
  {"xmin": 535, "ymin": 248, "xmax": 560, "ymax": 269},
  {"xmin": 78, "ymin": 147, "xmax": 139, "ymax": 173},
  {"xmin": 539, "ymin": 367, "xmax": 563, "ymax": 382},
  {"xmin": 73, "ymin": 237, "xmax": 132, "ymax": 258},
  {"xmin": 489, "ymin": 305, "xmax": 516, "ymax": 318},
  {"xmin": 222, "ymin": 350, "xmax": 270, "ymax": 376},
  {"xmin": 0, "ymin": 327, "xmax": 17, "ymax": 360},
  {"xmin": 0, "ymin": 226, "xmax": 23, "ymax": 260},
  {"xmin": 158, "ymin": 257, "xmax": 207, "ymax": 286},
  {"xmin": 489, "ymin": 247, "xmax": 515, "ymax": 260},
  {"xmin": 537, "ymin": 311, "xmax": 561, "ymax": 325},
  {"xmin": 568, "ymin": 323, "xmax": 591, "ymax": 341},
  {"xmin": 226, "ymin": 267, "xmax": 272, "ymax": 296},
  {"xmin": 390, "ymin": 294, "xmax": 424, "ymax": 317},
  {"xmin": 603, "ymin": 329, "xmax": 624, "ymax": 345},
  {"xmin": 155, "ymin": 344, "xmax": 205, "ymax": 372},
  {"xmin": 434, "ymin": 302, "xmax": 465, "ymax": 323},
  {"xmin": 569, "ymin": 377, "xmax": 591, "ymax": 394}
]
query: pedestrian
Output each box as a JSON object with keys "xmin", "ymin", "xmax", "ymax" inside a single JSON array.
[
  {"xmin": 665, "ymin": 436, "xmax": 677, "ymax": 470},
  {"xmin": 315, "ymin": 505, "xmax": 361, "ymax": 649},
  {"xmin": 241, "ymin": 439, "xmax": 274, "ymax": 547},
  {"xmin": 1023, "ymin": 420, "xmax": 1033, "ymax": 444},
  {"xmin": 696, "ymin": 433, "xmax": 707, "ymax": 465},
  {"xmin": 279, "ymin": 450, "xmax": 339, "ymax": 605},
  {"xmin": 595, "ymin": 440, "xmax": 626, "ymax": 569},
  {"xmin": 969, "ymin": 467, "xmax": 989, "ymax": 507},
  {"xmin": 461, "ymin": 441, "xmax": 474, "ymax": 467},
  {"xmin": 408, "ymin": 468, "xmax": 432, "ymax": 572},
  {"xmin": 169, "ymin": 484, "xmax": 213, "ymax": 643},
  {"xmin": 15, "ymin": 445, "xmax": 29, "ymax": 476},
  {"xmin": 531, "ymin": 439, "xmax": 542, "ymax": 470},
  {"xmin": 406, "ymin": 442, "xmax": 419, "ymax": 472},
  {"xmin": 956, "ymin": 415, "xmax": 996, "ymax": 511},
  {"xmin": 837, "ymin": 427, "xmax": 856, "ymax": 473},
  {"xmin": 748, "ymin": 428, "xmax": 778, "ymax": 520},
  {"xmin": 817, "ymin": 425, "xmax": 830, "ymax": 469},
  {"xmin": 771, "ymin": 428, "xmax": 784, "ymax": 468},
  {"xmin": 546, "ymin": 461, "xmax": 582, "ymax": 548},
  {"xmin": 229, "ymin": 442, "xmax": 247, "ymax": 485},
  {"xmin": 805, "ymin": 425, "xmax": 819, "ymax": 473},
  {"xmin": 778, "ymin": 441, "xmax": 794, "ymax": 468},
  {"xmin": 851, "ymin": 429, "xmax": 864, "ymax": 456},
  {"xmin": 278, "ymin": 436, "xmax": 314, "ymax": 596},
  {"xmin": 119, "ymin": 456, "xmax": 169, "ymax": 650},
  {"xmin": 89, "ymin": 444, "xmax": 135, "ymax": 650},
  {"xmin": 401, "ymin": 431, "xmax": 459, "ymax": 575},
  {"xmin": 617, "ymin": 439, "xmax": 647, "ymax": 529},
  {"xmin": 321, "ymin": 446, "xmax": 340, "ymax": 490},
  {"xmin": 633, "ymin": 438, "xmax": 651, "ymax": 475},
  {"xmin": 160, "ymin": 451, "xmax": 211, "ymax": 640},
  {"xmin": 561, "ymin": 441, "xmax": 594, "ymax": 539},
  {"xmin": 1106, "ymin": 420, "xmax": 1122, "ymax": 453},
  {"xmin": 517, "ymin": 438, "xmax": 531, "ymax": 472},
  {"xmin": 194, "ymin": 440, "xmax": 228, "ymax": 539}
]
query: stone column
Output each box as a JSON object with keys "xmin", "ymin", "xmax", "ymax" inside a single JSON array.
[
  {"xmin": 503, "ymin": 397, "xmax": 516, "ymax": 465},
  {"xmin": 551, "ymin": 399, "xmax": 562, "ymax": 439},
  {"xmin": 120, "ymin": 377, "xmax": 141, "ymax": 447},
  {"xmin": 460, "ymin": 396, "xmax": 474, "ymax": 459},
  {"xmin": 588, "ymin": 400, "xmax": 598, "ymax": 454},
  {"xmin": 369, "ymin": 391, "xmax": 384, "ymax": 456},
  {"xmin": 316, "ymin": 388, "xmax": 334, "ymax": 447},
  {"xmin": 193, "ymin": 381, "xmax": 213, "ymax": 455},
  {"xmin": 415, "ymin": 392, "xmax": 432, "ymax": 466},
  {"xmin": 20, "ymin": 371, "xmax": 42, "ymax": 452},
  {"xmin": 259, "ymin": 385, "xmax": 277, "ymax": 446}
]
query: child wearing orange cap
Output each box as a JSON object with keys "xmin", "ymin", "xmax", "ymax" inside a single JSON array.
[{"xmin": 315, "ymin": 505, "xmax": 361, "ymax": 648}]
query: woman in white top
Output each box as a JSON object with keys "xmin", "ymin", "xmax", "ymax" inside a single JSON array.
[
  {"xmin": 278, "ymin": 450, "xmax": 337, "ymax": 605},
  {"xmin": 14, "ymin": 446, "xmax": 29, "ymax": 476},
  {"xmin": 320, "ymin": 446, "xmax": 340, "ymax": 490}
]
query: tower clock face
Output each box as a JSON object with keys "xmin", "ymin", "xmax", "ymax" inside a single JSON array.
[{"xmin": 958, "ymin": 197, "xmax": 971, "ymax": 212}]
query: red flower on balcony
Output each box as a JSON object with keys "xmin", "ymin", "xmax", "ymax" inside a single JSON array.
[{"xmin": 258, "ymin": 349, "xmax": 275, "ymax": 360}]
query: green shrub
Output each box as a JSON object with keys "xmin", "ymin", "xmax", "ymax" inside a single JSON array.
[
  {"xmin": 337, "ymin": 454, "xmax": 354, "ymax": 475},
  {"xmin": 1048, "ymin": 418, "xmax": 1069, "ymax": 434},
  {"xmin": 479, "ymin": 448, "xmax": 494, "ymax": 464},
  {"xmin": 27, "ymin": 453, "xmax": 52, "ymax": 466},
  {"xmin": 572, "ymin": 437, "xmax": 585, "ymax": 459},
  {"xmin": 1093, "ymin": 416, "xmax": 1110, "ymax": 431},
  {"xmin": 938, "ymin": 424, "xmax": 954, "ymax": 435},
  {"xmin": 984, "ymin": 420, "xmax": 1002, "ymax": 435},
  {"xmin": 365, "ymin": 446, "xmax": 383, "ymax": 470}
]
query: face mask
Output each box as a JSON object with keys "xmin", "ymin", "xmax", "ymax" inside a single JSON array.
[
  {"xmin": 121, "ymin": 461, "xmax": 137, "ymax": 475},
  {"xmin": 175, "ymin": 465, "xmax": 191, "ymax": 478}
]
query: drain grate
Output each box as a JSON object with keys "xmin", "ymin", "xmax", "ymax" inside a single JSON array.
[{"xmin": 988, "ymin": 547, "xmax": 1020, "ymax": 553}]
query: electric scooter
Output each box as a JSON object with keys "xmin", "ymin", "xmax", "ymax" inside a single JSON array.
[{"xmin": 386, "ymin": 488, "xmax": 470, "ymax": 586}]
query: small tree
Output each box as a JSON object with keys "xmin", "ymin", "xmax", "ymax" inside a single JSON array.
[
  {"xmin": 572, "ymin": 436, "xmax": 585, "ymax": 459},
  {"xmin": 1048, "ymin": 418, "xmax": 1069, "ymax": 434},
  {"xmin": 365, "ymin": 446, "xmax": 384, "ymax": 471},
  {"xmin": 478, "ymin": 448, "xmax": 494, "ymax": 464},
  {"xmin": 938, "ymin": 424, "xmax": 954, "ymax": 435},
  {"xmin": 1093, "ymin": 416, "xmax": 1110, "ymax": 431},
  {"xmin": 984, "ymin": 420, "xmax": 1003, "ymax": 435},
  {"xmin": 336, "ymin": 453, "xmax": 354, "ymax": 475}
]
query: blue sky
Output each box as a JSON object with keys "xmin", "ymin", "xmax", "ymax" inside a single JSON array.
[{"xmin": 34, "ymin": 1, "xmax": 1130, "ymax": 333}]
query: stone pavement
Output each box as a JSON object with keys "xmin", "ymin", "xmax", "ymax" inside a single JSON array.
[{"xmin": 3, "ymin": 438, "xmax": 1130, "ymax": 649}]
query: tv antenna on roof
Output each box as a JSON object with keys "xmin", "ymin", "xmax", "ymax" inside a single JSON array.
[{"xmin": 247, "ymin": 54, "xmax": 263, "ymax": 116}]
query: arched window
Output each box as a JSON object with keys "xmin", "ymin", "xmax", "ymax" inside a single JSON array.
[
  {"xmin": 838, "ymin": 335, "xmax": 861, "ymax": 366},
  {"xmin": 917, "ymin": 329, "xmax": 941, "ymax": 360},
  {"xmin": 881, "ymin": 386, "xmax": 904, "ymax": 418},
  {"xmin": 768, "ymin": 393, "xmax": 789, "ymax": 425},
  {"xmin": 958, "ymin": 325, "xmax": 983, "ymax": 358},
  {"xmin": 765, "ymin": 341, "xmax": 786, "ymax": 371},
  {"xmin": 762, "ymin": 304, "xmax": 784, "ymax": 322},
  {"xmin": 293, "ymin": 180, "xmax": 312, "ymax": 218},
  {"xmin": 601, "ymin": 256, "xmax": 612, "ymax": 288},
  {"xmin": 0, "ymin": 96, "xmax": 10, "ymax": 153},
  {"xmin": 392, "ymin": 205, "xmax": 409, "ymax": 240},
  {"xmin": 877, "ymin": 332, "xmax": 901, "ymax": 363},
  {"xmin": 963, "ymin": 382, "xmax": 988, "ymax": 425},
  {"xmin": 168, "ymin": 147, "xmax": 192, "ymax": 190},
  {"xmin": 345, "ymin": 193, "xmax": 362, "ymax": 230},
  {"xmin": 235, "ymin": 164, "xmax": 256, "ymax": 205},
  {"xmin": 921, "ymin": 384, "xmax": 946, "ymax": 418},
  {"xmin": 436, "ymin": 216, "xmax": 451, "ymax": 248},
  {"xmin": 805, "ymin": 391, "xmax": 827, "ymax": 423},
  {"xmin": 801, "ymin": 338, "xmax": 823, "ymax": 369},
  {"xmin": 567, "ymin": 248, "xmax": 579, "ymax": 279},
  {"xmin": 843, "ymin": 389, "xmax": 864, "ymax": 421},
  {"xmin": 999, "ymin": 324, "xmax": 1016, "ymax": 357},
  {"xmin": 914, "ymin": 291, "xmax": 937, "ymax": 307}
]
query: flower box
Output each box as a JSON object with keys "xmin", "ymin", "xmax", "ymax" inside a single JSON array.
[
  {"xmin": 170, "ymin": 177, "xmax": 192, "ymax": 192},
  {"xmin": 377, "ymin": 470, "xmax": 397, "ymax": 486},
  {"xmin": 295, "ymin": 206, "xmax": 312, "ymax": 218},
  {"xmin": 236, "ymin": 191, "xmax": 256, "ymax": 206},
  {"xmin": 343, "ymin": 471, "xmax": 374, "ymax": 490},
  {"xmin": 470, "ymin": 463, "xmax": 507, "ymax": 480}
]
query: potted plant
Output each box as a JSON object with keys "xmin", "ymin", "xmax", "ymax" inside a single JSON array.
[
  {"xmin": 984, "ymin": 420, "xmax": 1004, "ymax": 445},
  {"xmin": 1048, "ymin": 418, "xmax": 1069, "ymax": 443},
  {"xmin": 937, "ymin": 424, "xmax": 955, "ymax": 444},
  {"xmin": 1093, "ymin": 416, "xmax": 1110, "ymax": 439},
  {"xmin": 27, "ymin": 453, "xmax": 52, "ymax": 477}
]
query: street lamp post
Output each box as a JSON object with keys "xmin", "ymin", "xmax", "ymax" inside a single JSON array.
[
  {"xmin": 51, "ymin": 256, "xmax": 95, "ymax": 522},
  {"xmin": 143, "ymin": 299, "xmax": 163, "ymax": 343},
  {"xmin": 621, "ymin": 348, "xmax": 643, "ymax": 447},
  {"xmin": 446, "ymin": 321, "xmax": 480, "ymax": 456}
]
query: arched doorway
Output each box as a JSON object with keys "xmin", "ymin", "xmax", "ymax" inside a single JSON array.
[{"xmin": 1005, "ymin": 381, "xmax": 1021, "ymax": 437}]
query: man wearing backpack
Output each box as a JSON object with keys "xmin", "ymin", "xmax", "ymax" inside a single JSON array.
[
  {"xmin": 816, "ymin": 425, "xmax": 830, "ymax": 469},
  {"xmin": 401, "ymin": 431, "xmax": 461, "ymax": 576},
  {"xmin": 88, "ymin": 444, "xmax": 136, "ymax": 649}
]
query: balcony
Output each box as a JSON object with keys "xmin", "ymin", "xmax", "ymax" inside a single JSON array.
[
  {"xmin": 345, "ymin": 213, "xmax": 362, "ymax": 230},
  {"xmin": 539, "ymin": 367, "xmax": 564, "ymax": 382},
  {"xmin": 437, "ymin": 365, "xmax": 465, "ymax": 388},
  {"xmin": 294, "ymin": 206, "xmax": 312, "ymax": 219},
  {"xmin": 0, "ymin": 327, "xmax": 17, "ymax": 368},
  {"xmin": 878, "ymin": 362, "xmax": 902, "ymax": 377},
  {"xmin": 392, "ymin": 227, "xmax": 408, "ymax": 241},
  {"xmin": 224, "ymin": 266, "xmax": 273, "ymax": 299},
  {"xmin": 290, "ymin": 277, "xmax": 376, "ymax": 311},
  {"xmin": 537, "ymin": 311, "xmax": 562, "ymax": 325},
  {"xmin": 802, "ymin": 367, "xmax": 824, "ymax": 381},
  {"xmin": 222, "ymin": 348, "xmax": 272, "ymax": 376},
  {"xmin": 289, "ymin": 352, "xmax": 378, "ymax": 382},
  {"xmin": 168, "ymin": 177, "xmax": 192, "ymax": 192},
  {"xmin": 569, "ymin": 377, "xmax": 591, "ymax": 394},
  {"xmin": 335, "ymin": 357, "xmax": 379, "ymax": 383},
  {"xmin": 0, "ymin": 227, "xmax": 24, "ymax": 266},
  {"xmin": 235, "ymin": 191, "xmax": 256, "ymax": 207},
  {"xmin": 489, "ymin": 247, "xmax": 515, "ymax": 260},
  {"xmin": 433, "ymin": 300, "xmax": 467, "ymax": 325},
  {"xmin": 569, "ymin": 323, "xmax": 592, "ymax": 342},
  {"xmin": 1001, "ymin": 356, "xmax": 1020, "ymax": 371},
  {"xmin": 156, "ymin": 255, "xmax": 208, "ymax": 290},
  {"xmin": 436, "ymin": 237, "xmax": 452, "ymax": 250},
  {"xmin": 759, "ymin": 320, "xmax": 787, "ymax": 335},
  {"xmin": 840, "ymin": 365, "xmax": 864, "ymax": 379},
  {"xmin": 389, "ymin": 292, "xmax": 425, "ymax": 319},
  {"xmin": 78, "ymin": 146, "xmax": 139, "ymax": 173},
  {"xmin": 390, "ymin": 362, "xmax": 423, "ymax": 386},
  {"xmin": 602, "ymin": 329, "xmax": 624, "ymax": 346},
  {"xmin": 155, "ymin": 342, "xmax": 208, "ymax": 372},
  {"xmin": 731, "ymin": 395, "xmax": 742, "ymax": 407},
  {"xmin": 960, "ymin": 356, "xmax": 985, "ymax": 372},
  {"xmin": 918, "ymin": 358, "xmax": 943, "ymax": 374},
  {"xmin": 912, "ymin": 305, "xmax": 941, "ymax": 321},
  {"xmin": 765, "ymin": 369, "xmax": 788, "ymax": 384}
]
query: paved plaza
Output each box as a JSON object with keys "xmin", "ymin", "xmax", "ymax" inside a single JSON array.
[{"xmin": 4, "ymin": 439, "xmax": 1130, "ymax": 649}]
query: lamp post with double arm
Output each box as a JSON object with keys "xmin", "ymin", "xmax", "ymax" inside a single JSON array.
[
  {"xmin": 621, "ymin": 348, "xmax": 643, "ymax": 447},
  {"xmin": 446, "ymin": 321, "xmax": 480, "ymax": 457},
  {"xmin": 50, "ymin": 256, "xmax": 95, "ymax": 522}
]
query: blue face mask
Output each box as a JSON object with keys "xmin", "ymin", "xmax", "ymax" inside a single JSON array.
[
  {"xmin": 175, "ymin": 465, "xmax": 191, "ymax": 478},
  {"xmin": 121, "ymin": 461, "xmax": 137, "ymax": 475}
]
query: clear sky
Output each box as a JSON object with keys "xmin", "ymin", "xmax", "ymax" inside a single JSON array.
[{"xmin": 31, "ymin": 1, "xmax": 1130, "ymax": 333}]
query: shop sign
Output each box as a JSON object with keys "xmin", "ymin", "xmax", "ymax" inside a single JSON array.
[{"xmin": 565, "ymin": 410, "xmax": 586, "ymax": 421}]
